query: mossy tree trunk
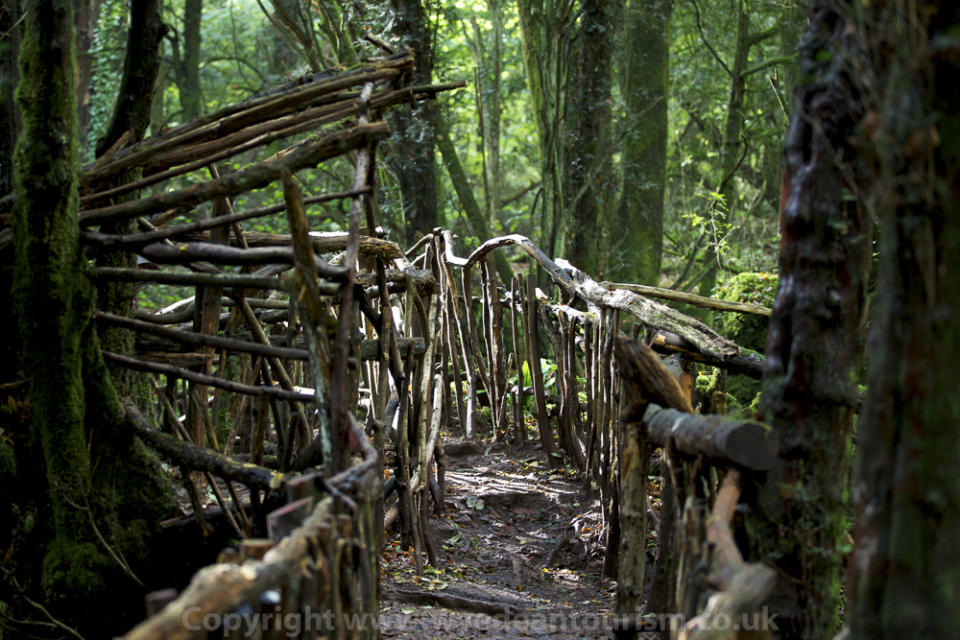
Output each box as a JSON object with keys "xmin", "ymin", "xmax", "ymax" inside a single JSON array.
[
  {"xmin": 10, "ymin": 0, "xmax": 174, "ymax": 632},
  {"xmin": 94, "ymin": 0, "xmax": 166, "ymax": 399},
  {"xmin": 0, "ymin": 0, "xmax": 21, "ymax": 375},
  {"xmin": 13, "ymin": 0, "xmax": 113, "ymax": 619},
  {"xmin": 848, "ymin": 2, "xmax": 960, "ymax": 636},
  {"xmin": 612, "ymin": 0, "xmax": 669, "ymax": 285},
  {"xmin": 564, "ymin": 0, "xmax": 618, "ymax": 277},
  {"xmin": 747, "ymin": 3, "xmax": 869, "ymax": 638},
  {"xmin": 388, "ymin": 0, "xmax": 438, "ymax": 245}
]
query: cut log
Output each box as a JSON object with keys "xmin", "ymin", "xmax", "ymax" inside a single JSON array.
[
  {"xmin": 643, "ymin": 404, "xmax": 778, "ymax": 471},
  {"xmin": 616, "ymin": 336, "xmax": 694, "ymax": 415}
]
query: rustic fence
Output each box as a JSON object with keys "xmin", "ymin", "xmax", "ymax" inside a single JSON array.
[{"xmin": 57, "ymin": 47, "xmax": 780, "ymax": 640}]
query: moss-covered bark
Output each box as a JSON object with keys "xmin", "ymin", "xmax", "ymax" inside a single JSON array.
[
  {"xmin": 388, "ymin": 0, "xmax": 438, "ymax": 245},
  {"xmin": 13, "ymin": 0, "xmax": 110, "ymax": 613},
  {"xmin": 848, "ymin": 2, "xmax": 960, "ymax": 636},
  {"xmin": 564, "ymin": 0, "xmax": 618, "ymax": 276},
  {"xmin": 10, "ymin": 0, "xmax": 174, "ymax": 632},
  {"xmin": 747, "ymin": 3, "xmax": 869, "ymax": 638},
  {"xmin": 0, "ymin": 0, "xmax": 19, "ymax": 197},
  {"xmin": 94, "ymin": 0, "xmax": 166, "ymax": 402}
]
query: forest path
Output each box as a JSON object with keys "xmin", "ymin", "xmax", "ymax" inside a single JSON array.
[{"xmin": 380, "ymin": 442, "xmax": 615, "ymax": 639}]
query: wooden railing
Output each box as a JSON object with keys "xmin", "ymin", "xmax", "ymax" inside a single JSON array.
[{"xmin": 77, "ymin": 49, "xmax": 778, "ymax": 640}]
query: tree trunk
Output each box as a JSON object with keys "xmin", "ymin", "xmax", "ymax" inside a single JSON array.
[
  {"xmin": 388, "ymin": 0, "xmax": 437, "ymax": 245},
  {"xmin": 94, "ymin": 0, "xmax": 168, "ymax": 398},
  {"xmin": 517, "ymin": 0, "xmax": 572, "ymax": 263},
  {"xmin": 848, "ymin": 2, "xmax": 960, "ymax": 637},
  {"xmin": 96, "ymin": 0, "xmax": 166, "ymax": 156},
  {"xmin": 0, "ymin": 0, "xmax": 19, "ymax": 374},
  {"xmin": 486, "ymin": 0, "xmax": 502, "ymax": 225},
  {"xmin": 180, "ymin": 0, "xmax": 203, "ymax": 120},
  {"xmin": 565, "ymin": 0, "xmax": 618, "ymax": 276},
  {"xmin": 0, "ymin": 0, "xmax": 20, "ymax": 196},
  {"xmin": 75, "ymin": 0, "xmax": 101, "ymax": 142},
  {"xmin": 747, "ymin": 3, "xmax": 869, "ymax": 638},
  {"xmin": 12, "ymin": 1, "xmax": 174, "ymax": 632},
  {"xmin": 612, "ymin": 0, "xmax": 669, "ymax": 285}
]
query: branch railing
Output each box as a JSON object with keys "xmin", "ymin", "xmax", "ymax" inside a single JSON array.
[
  {"xmin": 2, "ymin": 46, "xmax": 784, "ymax": 640},
  {"xmin": 419, "ymin": 230, "xmax": 778, "ymax": 639},
  {"xmin": 21, "ymin": 54, "xmax": 467, "ymax": 637}
]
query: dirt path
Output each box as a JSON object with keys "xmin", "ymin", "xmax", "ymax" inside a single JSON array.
[{"xmin": 380, "ymin": 443, "xmax": 615, "ymax": 639}]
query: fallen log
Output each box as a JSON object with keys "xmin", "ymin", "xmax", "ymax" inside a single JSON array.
[
  {"xmin": 601, "ymin": 281, "xmax": 771, "ymax": 317},
  {"xmin": 382, "ymin": 587, "xmax": 525, "ymax": 619}
]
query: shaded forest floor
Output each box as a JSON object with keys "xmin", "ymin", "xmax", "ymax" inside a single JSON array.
[{"xmin": 380, "ymin": 442, "xmax": 616, "ymax": 639}]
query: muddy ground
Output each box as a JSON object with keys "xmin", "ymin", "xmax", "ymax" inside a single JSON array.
[{"xmin": 379, "ymin": 441, "xmax": 620, "ymax": 640}]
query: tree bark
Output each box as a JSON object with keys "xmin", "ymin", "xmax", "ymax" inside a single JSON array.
[
  {"xmin": 848, "ymin": 2, "xmax": 960, "ymax": 637},
  {"xmin": 75, "ymin": 0, "xmax": 101, "ymax": 142},
  {"xmin": 747, "ymin": 3, "xmax": 869, "ymax": 637},
  {"xmin": 180, "ymin": 0, "xmax": 203, "ymax": 120},
  {"xmin": 517, "ymin": 0, "xmax": 572, "ymax": 263},
  {"xmin": 388, "ymin": 0, "xmax": 437, "ymax": 245},
  {"xmin": 565, "ymin": 0, "xmax": 618, "ymax": 276},
  {"xmin": 613, "ymin": 0, "xmax": 669, "ymax": 285},
  {"xmin": 96, "ymin": 0, "xmax": 167, "ymax": 156},
  {"xmin": 12, "ymin": 1, "xmax": 174, "ymax": 632},
  {"xmin": 0, "ymin": 0, "xmax": 20, "ymax": 196}
]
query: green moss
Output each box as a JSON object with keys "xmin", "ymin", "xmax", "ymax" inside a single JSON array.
[
  {"xmin": 41, "ymin": 539, "xmax": 113, "ymax": 610},
  {"xmin": 696, "ymin": 367, "xmax": 761, "ymax": 418},
  {"xmin": 715, "ymin": 272, "xmax": 779, "ymax": 351}
]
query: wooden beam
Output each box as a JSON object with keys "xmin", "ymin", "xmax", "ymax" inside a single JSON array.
[{"xmin": 643, "ymin": 404, "xmax": 778, "ymax": 471}]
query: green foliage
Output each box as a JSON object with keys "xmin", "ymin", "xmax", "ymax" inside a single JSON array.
[
  {"xmin": 84, "ymin": 0, "xmax": 128, "ymax": 162},
  {"xmin": 663, "ymin": 0, "xmax": 794, "ymax": 289}
]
